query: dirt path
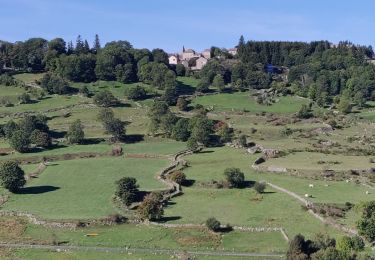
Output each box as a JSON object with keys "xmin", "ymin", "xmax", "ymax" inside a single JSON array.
[
  {"xmin": 0, "ymin": 243, "xmax": 284, "ymax": 258},
  {"xmin": 266, "ymin": 182, "xmax": 358, "ymax": 236}
]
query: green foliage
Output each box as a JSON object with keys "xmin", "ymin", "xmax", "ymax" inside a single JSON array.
[
  {"xmin": 148, "ymin": 101, "xmax": 176, "ymax": 136},
  {"xmin": 0, "ymin": 161, "xmax": 26, "ymax": 192},
  {"xmin": 357, "ymin": 200, "xmax": 375, "ymax": 242},
  {"xmin": 137, "ymin": 192, "xmax": 164, "ymax": 220},
  {"xmin": 9, "ymin": 130, "xmax": 30, "ymax": 152},
  {"xmin": 205, "ymin": 217, "xmax": 221, "ymax": 232},
  {"xmin": 224, "ymin": 167, "xmax": 245, "ymax": 188},
  {"xmin": 254, "ymin": 182, "xmax": 266, "ymax": 194},
  {"xmin": 40, "ymin": 73, "xmax": 70, "ymax": 94},
  {"xmin": 95, "ymin": 41, "xmax": 135, "ymax": 82},
  {"xmin": 138, "ymin": 62, "xmax": 176, "ymax": 89},
  {"xmin": 176, "ymin": 97, "xmax": 188, "ymax": 111},
  {"xmin": 189, "ymin": 115, "xmax": 213, "ymax": 146},
  {"xmin": 175, "ymin": 64, "xmax": 186, "ymax": 76},
  {"xmin": 115, "ymin": 177, "xmax": 139, "ymax": 206},
  {"xmin": 297, "ymin": 104, "xmax": 312, "ymax": 119},
  {"xmin": 67, "ymin": 120, "xmax": 85, "ymax": 144},
  {"xmin": 212, "ymin": 74, "xmax": 225, "ymax": 92},
  {"xmin": 126, "ymin": 85, "xmax": 147, "ymax": 100},
  {"xmin": 238, "ymin": 134, "xmax": 247, "ymax": 147},
  {"xmin": 338, "ymin": 95, "xmax": 352, "ymax": 114},
  {"xmin": 186, "ymin": 137, "xmax": 198, "ymax": 151},
  {"xmin": 30, "ymin": 129, "xmax": 51, "ymax": 148},
  {"xmin": 217, "ymin": 124, "xmax": 232, "ymax": 143},
  {"xmin": 93, "ymin": 90, "xmax": 119, "ymax": 107},
  {"xmin": 54, "ymin": 54, "xmax": 96, "ymax": 82},
  {"xmin": 97, "ymin": 108, "xmax": 125, "ymax": 140},
  {"xmin": 18, "ymin": 93, "xmax": 31, "ymax": 104},
  {"xmin": 172, "ymin": 118, "xmax": 191, "ymax": 142}
]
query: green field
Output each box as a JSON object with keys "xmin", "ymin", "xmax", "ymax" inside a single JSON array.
[
  {"xmin": 192, "ymin": 92, "xmax": 310, "ymax": 113},
  {"xmin": 263, "ymin": 151, "xmax": 375, "ymax": 171},
  {"xmin": 2, "ymin": 157, "xmax": 169, "ymax": 219}
]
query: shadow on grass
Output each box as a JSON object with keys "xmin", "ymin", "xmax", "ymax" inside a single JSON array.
[
  {"xmin": 157, "ymin": 216, "xmax": 182, "ymax": 223},
  {"xmin": 124, "ymin": 134, "xmax": 144, "ymax": 144},
  {"xmin": 17, "ymin": 185, "xmax": 60, "ymax": 194},
  {"xmin": 182, "ymin": 179, "xmax": 195, "ymax": 187},
  {"xmin": 176, "ymin": 80, "xmax": 196, "ymax": 95},
  {"xmin": 82, "ymin": 138, "xmax": 106, "ymax": 145}
]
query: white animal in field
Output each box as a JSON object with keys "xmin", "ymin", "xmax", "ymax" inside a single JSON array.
[
  {"xmin": 309, "ymin": 184, "xmax": 314, "ymax": 188},
  {"xmin": 305, "ymin": 194, "xmax": 309, "ymax": 198},
  {"xmin": 366, "ymin": 191, "xmax": 370, "ymax": 195},
  {"xmin": 345, "ymin": 179, "xmax": 350, "ymax": 183}
]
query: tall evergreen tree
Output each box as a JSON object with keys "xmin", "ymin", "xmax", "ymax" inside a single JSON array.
[
  {"xmin": 67, "ymin": 41, "xmax": 74, "ymax": 54},
  {"xmin": 75, "ymin": 35, "xmax": 84, "ymax": 54},
  {"xmin": 238, "ymin": 35, "xmax": 245, "ymax": 47},
  {"xmin": 83, "ymin": 40, "xmax": 90, "ymax": 53},
  {"xmin": 93, "ymin": 34, "xmax": 101, "ymax": 53}
]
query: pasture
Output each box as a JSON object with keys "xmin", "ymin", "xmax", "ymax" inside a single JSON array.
[{"xmin": 2, "ymin": 157, "xmax": 168, "ymax": 219}]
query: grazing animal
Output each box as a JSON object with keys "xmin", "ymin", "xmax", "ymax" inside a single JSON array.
[{"xmin": 309, "ymin": 184, "xmax": 314, "ymax": 188}]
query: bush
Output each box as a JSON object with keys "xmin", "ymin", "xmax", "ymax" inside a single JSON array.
[
  {"xmin": 206, "ymin": 217, "xmax": 221, "ymax": 232},
  {"xmin": 297, "ymin": 104, "xmax": 312, "ymax": 119},
  {"xmin": 187, "ymin": 137, "xmax": 199, "ymax": 152},
  {"xmin": 137, "ymin": 192, "xmax": 164, "ymax": 220},
  {"xmin": 176, "ymin": 97, "xmax": 188, "ymax": 111},
  {"xmin": 254, "ymin": 182, "xmax": 266, "ymax": 193},
  {"xmin": 238, "ymin": 134, "xmax": 247, "ymax": 147},
  {"xmin": 0, "ymin": 161, "xmax": 26, "ymax": 192},
  {"xmin": 9, "ymin": 130, "xmax": 30, "ymax": 152},
  {"xmin": 224, "ymin": 168, "xmax": 245, "ymax": 188},
  {"xmin": 169, "ymin": 171, "xmax": 186, "ymax": 185},
  {"xmin": 30, "ymin": 130, "xmax": 51, "ymax": 148},
  {"xmin": 172, "ymin": 118, "xmax": 191, "ymax": 141},
  {"xmin": 79, "ymin": 86, "xmax": 90, "ymax": 97},
  {"xmin": 18, "ymin": 93, "xmax": 31, "ymax": 104},
  {"xmin": 67, "ymin": 120, "xmax": 85, "ymax": 144},
  {"xmin": 93, "ymin": 90, "xmax": 119, "ymax": 107},
  {"xmin": 40, "ymin": 73, "xmax": 70, "ymax": 94},
  {"xmin": 115, "ymin": 177, "xmax": 139, "ymax": 206},
  {"xmin": 126, "ymin": 85, "xmax": 147, "ymax": 100},
  {"xmin": 175, "ymin": 64, "xmax": 186, "ymax": 76},
  {"xmin": 0, "ymin": 97, "xmax": 13, "ymax": 107}
]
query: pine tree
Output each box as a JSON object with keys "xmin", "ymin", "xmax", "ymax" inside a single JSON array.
[
  {"xmin": 238, "ymin": 35, "xmax": 245, "ymax": 47},
  {"xmin": 67, "ymin": 41, "xmax": 74, "ymax": 54},
  {"xmin": 83, "ymin": 40, "xmax": 90, "ymax": 53},
  {"xmin": 75, "ymin": 35, "xmax": 84, "ymax": 54},
  {"xmin": 93, "ymin": 34, "xmax": 101, "ymax": 53}
]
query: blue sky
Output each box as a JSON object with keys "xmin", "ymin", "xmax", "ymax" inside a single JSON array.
[{"xmin": 1, "ymin": 0, "xmax": 374, "ymax": 52}]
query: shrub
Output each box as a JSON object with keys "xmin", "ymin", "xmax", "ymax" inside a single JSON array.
[
  {"xmin": 115, "ymin": 177, "xmax": 139, "ymax": 206},
  {"xmin": 172, "ymin": 118, "xmax": 191, "ymax": 141},
  {"xmin": 137, "ymin": 192, "xmax": 164, "ymax": 220},
  {"xmin": 169, "ymin": 171, "xmax": 186, "ymax": 185},
  {"xmin": 40, "ymin": 73, "xmax": 70, "ymax": 94},
  {"xmin": 0, "ymin": 161, "xmax": 26, "ymax": 192},
  {"xmin": 93, "ymin": 90, "xmax": 119, "ymax": 107},
  {"xmin": 175, "ymin": 64, "xmax": 186, "ymax": 76},
  {"xmin": 224, "ymin": 168, "xmax": 245, "ymax": 188},
  {"xmin": 67, "ymin": 120, "xmax": 85, "ymax": 144},
  {"xmin": 18, "ymin": 93, "xmax": 31, "ymax": 104},
  {"xmin": 126, "ymin": 85, "xmax": 147, "ymax": 100},
  {"xmin": 238, "ymin": 134, "xmax": 247, "ymax": 147},
  {"xmin": 297, "ymin": 104, "xmax": 312, "ymax": 119},
  {"xmin": 0, "ymin": 97, "xmax": 13, "ymax": 107},
  {"xmin": 30, "ymin": 130, "xmax": 51, "ymax": 148},
  {"xmin": 254, "ymin": 182, "xmax": 266, "ymax": 193},
  {"xmin": 9, "ymin": 130, "xmax": 30, "ymax": 152},
  {"xmin": 176, "ymin": 97, "xmax": 188, "ymax": 111},
  {"xmin": 206, "ymin": 217, "xmax": 221, "ymax": 232},
  {"xmin": 187, "ymin": 137, "xmax": 199, "ymax": 152},
  {"xmin": 79, "ymin": 86, "xmax": 90, "ymax": 97}
]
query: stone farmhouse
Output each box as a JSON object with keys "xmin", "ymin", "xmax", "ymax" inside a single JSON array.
[{"xmin": 168, "ymin": 47, "xmax": 212, "ymax": 71}]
